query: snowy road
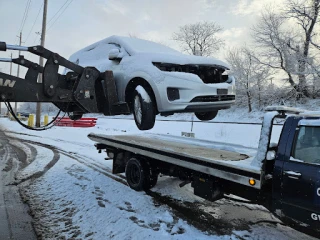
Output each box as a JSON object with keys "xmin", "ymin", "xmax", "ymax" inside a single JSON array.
[
  {"xmin": 0, "ymin": 117, "xmax": 318, "ymax": 239},
  {"xmin": 0, "ymin": 131, "xmax": 36, "ymax": 240}
]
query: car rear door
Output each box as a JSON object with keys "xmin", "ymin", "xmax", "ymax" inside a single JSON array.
[{"xmin": 281, "ymin": 125, "xmax": 320, "ymax": 229}]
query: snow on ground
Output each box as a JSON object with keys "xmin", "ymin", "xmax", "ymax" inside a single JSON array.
[
  {"xmin": 21, "ymin": 154, "xmax": 223, "ymax": 240},
  {"xmin": 105, "ymin": 105, "xmax": 266, "ymax": 123},
  {"xmin": 16, "ymin": 144, "xmax": 54, "ymax": 182},
  {"xmin": 0, "ymin": 115, "xmax": 316, "ymax": 239}
]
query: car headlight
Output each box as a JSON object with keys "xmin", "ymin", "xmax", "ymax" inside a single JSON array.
[{"xmin": 222, "ymin": 70, "xmax": 234, "ymax": 84}]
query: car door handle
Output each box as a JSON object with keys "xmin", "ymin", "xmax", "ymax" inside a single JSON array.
[{"xmin": 283, "ymin": 170, "xmax": 302, "ymax": 179}]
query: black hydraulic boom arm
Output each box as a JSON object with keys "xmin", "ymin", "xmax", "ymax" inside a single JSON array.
[{"xmin": 0, "ymin": 42, "xmax": 129, "ymax": 119}]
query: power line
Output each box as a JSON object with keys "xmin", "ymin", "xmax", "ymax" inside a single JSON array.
[
  {"xmin": 19, "ymin": 0, "xmax": 32, "ymax": 33},
  {"xmin": 25, "ymin": 2, "xmax": 43, "ymax": 43},
  {"xmin": 47, "ymin": 0, "xmax": 74, "ymax": 33},
  {"xmin": 46, "ymin": 0, "xmax": 70, "ymax": 26},
  {"xmin": 18, "ymin": 0, "xmax": 30, "ymax": 32},
  {"xmin": 33, "ymin": 32, "xmax": 41, "ymax": 44}
]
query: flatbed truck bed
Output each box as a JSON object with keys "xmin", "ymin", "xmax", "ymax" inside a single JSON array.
[{"xmin": 88, "ymin": 133, "xmax": 262, "ymax": 189}]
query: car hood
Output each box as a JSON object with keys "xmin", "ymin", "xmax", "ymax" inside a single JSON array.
[{"xmin": 134, "ymin": 52, "xmax": 230, "ymax": 69}]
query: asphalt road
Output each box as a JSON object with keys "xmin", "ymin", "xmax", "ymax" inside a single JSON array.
[{"xmin": 0, "ymin": 131, "xmax": 36, "ymax": 240}]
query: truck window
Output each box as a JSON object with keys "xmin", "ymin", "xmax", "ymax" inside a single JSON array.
[{"xmin": 292, "ymin": 126, "xmax": 320, "ymax": 165}]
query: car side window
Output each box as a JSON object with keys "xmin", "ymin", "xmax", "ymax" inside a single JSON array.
[{"xmin": 291, "ymin": 126, "xmax": 320, "ymax": 165}]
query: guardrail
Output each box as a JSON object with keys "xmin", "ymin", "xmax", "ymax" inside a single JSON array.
[{"xmin": 53, "ymin": 117, "xmax": 97, "ymax": 127}]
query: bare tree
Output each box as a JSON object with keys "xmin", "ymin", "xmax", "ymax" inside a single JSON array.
[
  {"xmin": 128, "ymin": 33, "xmax": 138, "ymax": 38},
  {"xmin": 226, "ymin": 47, "xmax": 270, "ymax": 112},
  {"xmin": 19, "ymin": 102, "xmax": 36, "ymax": 113},
  {"xmin": 19, "ymin": 102, "xmax": 59, "ymax": 114},
  {"xmin": 287, "ymin": 0, "xmax": 320, "ymax": 96},
  {"xmin": 252, "ymin": 0, "xmax": 320, "ymax": 98},
  {"xmin": 172, "ymin": 22, "xmax": 224, "ymax": 56}
]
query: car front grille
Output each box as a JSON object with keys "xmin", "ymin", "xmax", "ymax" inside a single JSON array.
[{"xmin": 190, "ymin": 95, "xmax": 235, "ymax": 103}]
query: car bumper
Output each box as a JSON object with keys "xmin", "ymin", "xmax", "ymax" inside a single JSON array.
[{"xmin": 156, "ymin": 73, "xmax": 236, "ymax": 113}]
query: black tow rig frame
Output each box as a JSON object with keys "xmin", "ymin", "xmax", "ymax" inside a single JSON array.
[{"xmin": 0, "ymin": 42, "xmax": 129, "ymax": 119}]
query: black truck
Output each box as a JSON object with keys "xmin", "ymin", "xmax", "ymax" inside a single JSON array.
[{"xmin": 88, "ymin": 107, "xmax": 320, "ymax": 236}]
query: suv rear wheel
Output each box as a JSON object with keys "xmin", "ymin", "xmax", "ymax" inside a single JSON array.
[{"xmin": 195, "ymin": 111, "xmax": 218, "ymax": 121}]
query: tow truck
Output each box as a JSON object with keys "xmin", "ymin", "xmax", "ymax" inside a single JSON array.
[
  {"xmin": 88, "ymin": 107, "xmax": 320, "ymax": 237},
  {"xmin": 0, "ymin": 42, "xmax": 319, "ymax": 236}
]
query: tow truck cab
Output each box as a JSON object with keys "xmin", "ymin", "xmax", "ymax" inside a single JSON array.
[{"xmin": 272, "ymin": 114, "xmax": 320, "ymax": 233}]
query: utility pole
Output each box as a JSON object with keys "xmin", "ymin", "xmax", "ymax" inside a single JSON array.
[
  {"xmin": 15, "ymin": 32, "xmax": 22, "ymax": 114},
  {"xmin": 4, "ymin": 53, "xmax": 13, "ymax": 115},
  {"xmin": 10, "ymin": 53, "xmax": 13, "ymax": 75},
  {"xmin": 36, "ymin": 0, "xmax": 48, "ymax": 127}
]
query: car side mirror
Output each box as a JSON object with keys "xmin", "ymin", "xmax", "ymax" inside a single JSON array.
[{"xmin": 108, "ymin": 49, "xmax": 121, "ymax": 60}]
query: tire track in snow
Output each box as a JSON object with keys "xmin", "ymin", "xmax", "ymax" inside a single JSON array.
[
  {"xmin": 14, "ymin": 150, "xmax": 60, "ymax": 185},
  {"xmin": 7, "ymin": 137, "xmax": 61, "ymax": 185},
  {"xmin": 9, "ymin": 137, "xmax": 127, "ymax": 186}
]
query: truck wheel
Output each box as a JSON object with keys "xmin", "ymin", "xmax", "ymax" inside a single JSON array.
[
  {"xmin": 133, "ymin": 86, "xmax": 156, "ymax": 130},
  {"xmin": 195, "ymin": 111, "xmax": 218, "ymax": 121},
  {"xmin": 125, "ymin": 157, "xmax": 149, "ymax": 191}
]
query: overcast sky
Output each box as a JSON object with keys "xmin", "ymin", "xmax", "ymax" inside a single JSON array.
[{"xmin": 0, "ymin": 0, "xmax": 284, "ymax": 75}]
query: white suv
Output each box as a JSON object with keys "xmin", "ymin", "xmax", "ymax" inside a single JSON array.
[{"xmin": 67, "ymin": 36, "xmax": 236, "ymax": 130}]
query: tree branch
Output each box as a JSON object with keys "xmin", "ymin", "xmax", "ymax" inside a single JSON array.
[{"xmin": 310, "ymin": 39, "xmax": 320, "ymax": 50}]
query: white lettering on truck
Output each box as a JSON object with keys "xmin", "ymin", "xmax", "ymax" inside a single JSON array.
[
  {"xmin": 311, "ymin": 213, "xmax": 320, "ymax": 221},
  {"xmin": 0, "ymin": 78, "xmax": 16, "ymax": 88},
  {"xmin": 317, "ymin": 188, "xmax": 320, "ymax": 197}
]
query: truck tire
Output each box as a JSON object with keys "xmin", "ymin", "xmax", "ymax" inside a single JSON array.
[
  {"xmin": 133, "ymin": 86, "xmax": 156, "ymax": 130},
  {"xmin": 195, "ymin": 111, "xmax": 218, "ymax": 121},
  {"xmin": 125, "ymin": 157, "xmax": 149, "ymax": 191}
]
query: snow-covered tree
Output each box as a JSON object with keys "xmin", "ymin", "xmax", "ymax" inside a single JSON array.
[
  {"xmin": 19, "ymin": 102, "xmax": 59, "ymax": 114},
  {"xmin": 252, "ymin": 0, "xmax": 320, "ymax": 98},
  {"xmin": 226, "ymin": 47, "xmax": 271, "ymax": 112},
  {"xmin": 172, "ymin": 22, "xmax": 224, "ymax": 56}
]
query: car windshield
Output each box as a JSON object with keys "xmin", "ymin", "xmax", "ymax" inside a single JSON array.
[
  {"xmin": 292, "ymin": 126, "xmax": 320, "ymax": 165},
  {"xmin": 119, "ymin": 37, "xmax": 181, "ymax": 55}
]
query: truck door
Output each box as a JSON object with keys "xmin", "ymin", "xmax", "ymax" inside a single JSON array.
[{"xmin": 281, "ymin": 125, "xmax": 320, "ymax": 229}]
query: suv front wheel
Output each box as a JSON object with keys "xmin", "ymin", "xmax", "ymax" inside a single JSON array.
[{"xmin": 133, "ymin": 85, "xmax": 156, "ymax": 130}]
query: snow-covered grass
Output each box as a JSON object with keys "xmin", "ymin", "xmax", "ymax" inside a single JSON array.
[
  {"xmin": 104, "ymin": 105, "xmax": 265, "ymax": 123},
  {"xmin": 0, "ymin": 116, "xmax": 316, "ymax": 239}
]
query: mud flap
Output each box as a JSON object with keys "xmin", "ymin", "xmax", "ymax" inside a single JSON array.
[
  {"xmin": 112, "ymin": 152, "xmax": 126, "ymax": 174},
  {"xmin": 192, "ymin": 177, "xmax": 223, "ymax": 202}
]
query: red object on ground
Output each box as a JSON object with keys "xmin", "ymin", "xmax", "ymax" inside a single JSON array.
[{"xmin": 53, "ymin": 117, "xmax": 97, "ymax": 127}]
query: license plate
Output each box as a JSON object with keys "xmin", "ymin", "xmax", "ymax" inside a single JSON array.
[{"xmin": 217, "ymin": 89, "xmax": 228, "ymax": 95}]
